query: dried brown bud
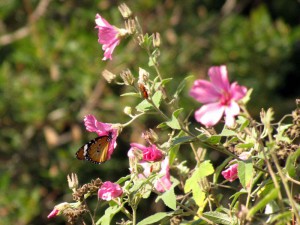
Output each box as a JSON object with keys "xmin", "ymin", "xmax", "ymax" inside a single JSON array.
[
  {"xmin": 153, "ymin": 32, "xmax": 161, "ymax": 47},
  {"xmin": 102, "ymin": 70, "xmax": 116, "ymax": 83},
  {"xmin": 118, "ymin": 3, "xmax": 132, "ymax": 19},
  {"xmin": 120, "ymin": 69, "xmax": 135, "ymax": 85}
]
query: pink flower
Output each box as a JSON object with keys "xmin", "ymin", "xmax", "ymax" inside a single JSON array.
[
  {"xmin": 47, "ymin": 202, "xmax": 69, "ymax": 219},
  {"xmin": 154, "ymin": 157, "xmax": 172, "ymax": 192},
  {"xmin": 221, "ymin": 163, "xmax": 238, "ymax": 182},
  {"xmin": 190, "ymin": 65, "xmax": 247, "ymax": 127},
  {"xmin": 98, "ymin": 181, "xmax": 123, "ymax": 201},
  {"xmin": 130, "ymin": 143, "xmax": 163, "ymax": 162},
  {"xmin": 84, "ymin": 114, "xmax": 118, "ymax": 161},
  {"xmin": 47, "ymin": 209, "xmax": 59, "ymax": 219},
  {"xmin": 95, "ymin": 14, "xmax": 128, "ymax": 60},
  {"xmin": 221, "ymin": 152, "xmax": 250, "ymax": 182}
]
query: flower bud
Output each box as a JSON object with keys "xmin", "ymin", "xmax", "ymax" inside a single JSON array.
[
  {"xmin": 118, "ymin": 3, "xmax": 132, "ymax": 19},
  {"xmin": 120, "ymin": 69, "xmax": 135, "ymax": 85},
  {"xmin": 153, "ymin": 32, "xmax": 161, "ymax": 47},
  {"xmin": 142, "ymin": 129, "xmax": 158, "ymax": 143},
  {"xmin": 123, "ymin": 106, "xmax": 133, "ymax": 116},
  {"xmin": 102, "ymin": 70, "xmax": 116, "ymax": 83}
]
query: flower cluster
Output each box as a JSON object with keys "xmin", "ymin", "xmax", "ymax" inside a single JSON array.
[{"xmin": 48, "ymin": 4, "xmax": 300, "ymax": 225}]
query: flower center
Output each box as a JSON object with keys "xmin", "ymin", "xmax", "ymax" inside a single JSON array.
[{"xmin": 220, "ymin": 91, "xmax": 231, "ymax": 106}]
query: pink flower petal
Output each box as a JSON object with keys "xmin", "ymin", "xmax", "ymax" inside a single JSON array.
[
  {"xmin": 224, "ymin": 101, "xmax": 240, "ymax": 127},
  {"xmin": 98, "ymin": 181, "xmax": 123, "ymax": 201},
  {"xmin": 221, "ymin": 163, "xmax": 238, "ymax": 182},
  {"xmin": 194, "ymin": 102, "xmax": 225, "ymax": 127},
  {"xmin": 189, "ymin": 80, "xmax": 221, "ymax": 103},
  {"xmin": 230, "ymin": 82, "xmax": 247, "ymax": 101},
  {"xmin": 208, "ymin": 65, "xmax": 230, "ymax": 92},
  {"xmin": 154, "ymin": 157, "xmax": 172, "ymax": 192}
]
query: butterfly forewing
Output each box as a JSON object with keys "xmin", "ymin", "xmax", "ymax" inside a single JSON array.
[{"xmin": 76, "ymin": 135, "xmax": 111, "ymax": 164}]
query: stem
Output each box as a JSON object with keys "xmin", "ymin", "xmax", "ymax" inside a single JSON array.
[
  {"xmin": 132, "ymin": 206, "xmax": 137, "ymax": 225},
  {"xmin": 271, "ymin": 152, "xmax": 300, "ymax": 223},
  {"xmin": 122, "ymin": 112, "xmax": 145, "ymax": 127}
]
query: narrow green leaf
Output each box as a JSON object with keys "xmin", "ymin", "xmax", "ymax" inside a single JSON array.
[
  {"xmin": 120, "ymin": 92, "xmax": 140, "ymax": 97},
  {"xmin": 238, "ymin": 161, "xmax": 253, "ymax": 190},
  {"xmin": 137, "ymin": 212, "xmax": 170, "ymax": 225},
  {"xmin": 247, "ymin": 189, "xmax": 278, "ymax": 219},
  {"xmin": 202, "ymin": 211, "xmax": 237, "ymax": 225},
  {"xmin": 172, "ymin": 136, "xmax": 194, "ymax": 146},
  {"xmin": 236, "ymin": 143, "xmax": 254, "ymax": 149},
  {"xmin": 174, "ymin": 75, "xmax": 194, "ymax": 98},
  {"xmin": 220, "ymin": 128, "xmax": 237, "ymax": 136},
  {"xmin": 169, "ymin": 144, "xmax": 180, "ymax": 165}
]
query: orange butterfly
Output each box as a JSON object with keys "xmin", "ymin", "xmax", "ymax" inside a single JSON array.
[{"xmin": 76, "ymin": 132, "xmax": 112, "ymax": 164}]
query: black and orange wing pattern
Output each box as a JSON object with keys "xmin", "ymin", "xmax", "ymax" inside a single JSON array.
[{"xmin": 76, "ymin": 135, "xmax": 111, "ymax": 164}]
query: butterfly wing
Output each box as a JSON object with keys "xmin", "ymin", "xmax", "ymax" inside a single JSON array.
[{"xmin": 76, "ymin": 136, "xmax": 110, "ymax": 164}]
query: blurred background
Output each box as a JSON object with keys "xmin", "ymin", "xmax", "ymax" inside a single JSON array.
[{"xmin": 0, "ymin": 0, "xmax": 299, "ymax": 224}]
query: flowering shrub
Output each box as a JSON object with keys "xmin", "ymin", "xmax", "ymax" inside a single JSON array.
[{"xmin": 48, "ymin": 4, "xmax": 300, "ymax": 225}]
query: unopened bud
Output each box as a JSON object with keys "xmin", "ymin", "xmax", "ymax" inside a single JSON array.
[
  {"xmin": 120, "ymin": 69, "xmax": 135, "ymax": 85},
  {"xmin": 123, "ymin": 106, "xmax": 132, "ymax": 116},
  {"xmin": 102, "ymin": 70, "xmax": 116, "ymax": 83},
  {"xmin": 142, "ymin": 129, "xmax": 158, "ymax": 143},
  {"xmin": 153, "ymin": 32, "xmax": 161, "ymax": 47},
  {"xmin": 118, "ymin": 3, "xmax": 132, "ymax": 19}
]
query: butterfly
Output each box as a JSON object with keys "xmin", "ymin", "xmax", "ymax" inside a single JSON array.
[{"xmin": 76, "ymin": 132, "xmax": 112, "ymax": 164}]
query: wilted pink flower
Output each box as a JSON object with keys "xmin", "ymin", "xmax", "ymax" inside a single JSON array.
[
  {"xmin": 221, "ymin": 163, "xmax": 238, "ymax": 182},
  {"xmin": 98, "ymin": 181, "xmax": 123, "ymax": 201},
  {"xmin": 190, "ymin": 65, "xmax": 247, "ymax": 127},
  {"xmin": 154, "ymin": 157, "xmax": 172, "ymax": 192},
  {"xmin": 84, "ymin": 114, "xmax": 118, "ymax": 161},
  {"xmin": 95, "ymin": 14, "xmax": 128, "ymax": 60},
  {"xmin": 47, "ymin": 202, "xmax": 69, "ymax": 219},
  {"xmin": 130, "ymin": 143, "xmax": 163, "ymax": 162}
]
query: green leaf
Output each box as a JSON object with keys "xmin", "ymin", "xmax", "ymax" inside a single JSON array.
[
  {"xmin": 285, "ymin": 147, "xmax": 300, "ymax": 178},
  {"xmin": 96, "ymin": 205, "xmax": 121, "ymax": 225},
  {"xmin": 166, "ymin": 108, "xmax": 183, "ymax": 130},
  {"xmin": 236, "ymin": 143, "xmax": 254, "ymax": 149},
  {"xmin": 156, "ymin": 187, "xmax": 177, "ymax": 210},
  {"xmin": 184, "ymin": 161, "xmax": 214, "ymax": 209},
  {"xmin": 229, "ymin": 189, "xmax": 248, "ymax": 207},
  {"xmin": 152, "ymin": 91, "xmax": 162, "ymax": 108},
  {"xmin": 205, "ymin": 135, "xmax": 221, "ymax": 145},
  {"xmin": 135, "ymin": 91, "xmax": 162, "ymax": 112},
  {"xmin": 202, "ymin": 211, "xmax": 238, "ymax": 225},
  {"xmin": 220, "ymin": 128, "xmax": 237, "ymax": 136},
  {"xmin": 120, "ymin": 92, "xmax": 140, "ymax": 97},
  {"xmin": 137, "ymin": 212, "xmax": 171, "ymax": 225},
  {"xmin": 171, "ymin": 136, "xmax": 194, "ymax": 146},
  {"xmin": 169, "ymin": 144, "xmax": 180, "ymax": 165},
  {"xmin": 136, "ymin": 99, "xmax": 153, "ymax": 112},
  {"xmin": 247, "ymin": 188, "xmax": 278, "ymax": 219},
  {"xmin": 238, "ymin": 161, "xmax": 253, "ymax": 190},
  {"xmin": 173, "ymin": 75, "xmax": 194, "ymax": 98}
]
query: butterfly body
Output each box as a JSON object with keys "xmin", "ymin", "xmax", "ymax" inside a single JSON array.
[{"xmin": 76, "ymin": 132, "xmax": 112, "ymax": 164}]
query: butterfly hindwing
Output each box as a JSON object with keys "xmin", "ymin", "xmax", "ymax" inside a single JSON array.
[{"xmin": 76, "ymin": 134, "xmax": 111, "ymax": 164}]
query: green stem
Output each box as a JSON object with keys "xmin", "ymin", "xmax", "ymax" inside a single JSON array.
[{"xmin": 132, "ymin": 206, "xmax": 137, "ymax": 225}]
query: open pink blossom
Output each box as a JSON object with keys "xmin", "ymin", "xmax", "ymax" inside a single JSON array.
[
  {"xmin": 154, "ymin": 157, "xmax": 172, "ymax": 192},
  {"xmin": 84, "ymin": 114, "xmax": 118, "ymax": 161},
  {"xmin": 190, "ymin": 65, "xmax": 247, "ymax": 127},
  {"xmin": 95, "ymin": 14, "xmax": 128, "ymax": 60},
  {"xmin": 130, "ymin": 143, "xmax": 163, "ymax": 162},
  {"xmin": 98, "ymin": 181, "xmax": 123, "ymax": 201}
]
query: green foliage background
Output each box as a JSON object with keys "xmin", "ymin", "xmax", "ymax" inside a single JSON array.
[{"xmin": 0, "ymin": 0, "xmax": 299, "ymax": 224}]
